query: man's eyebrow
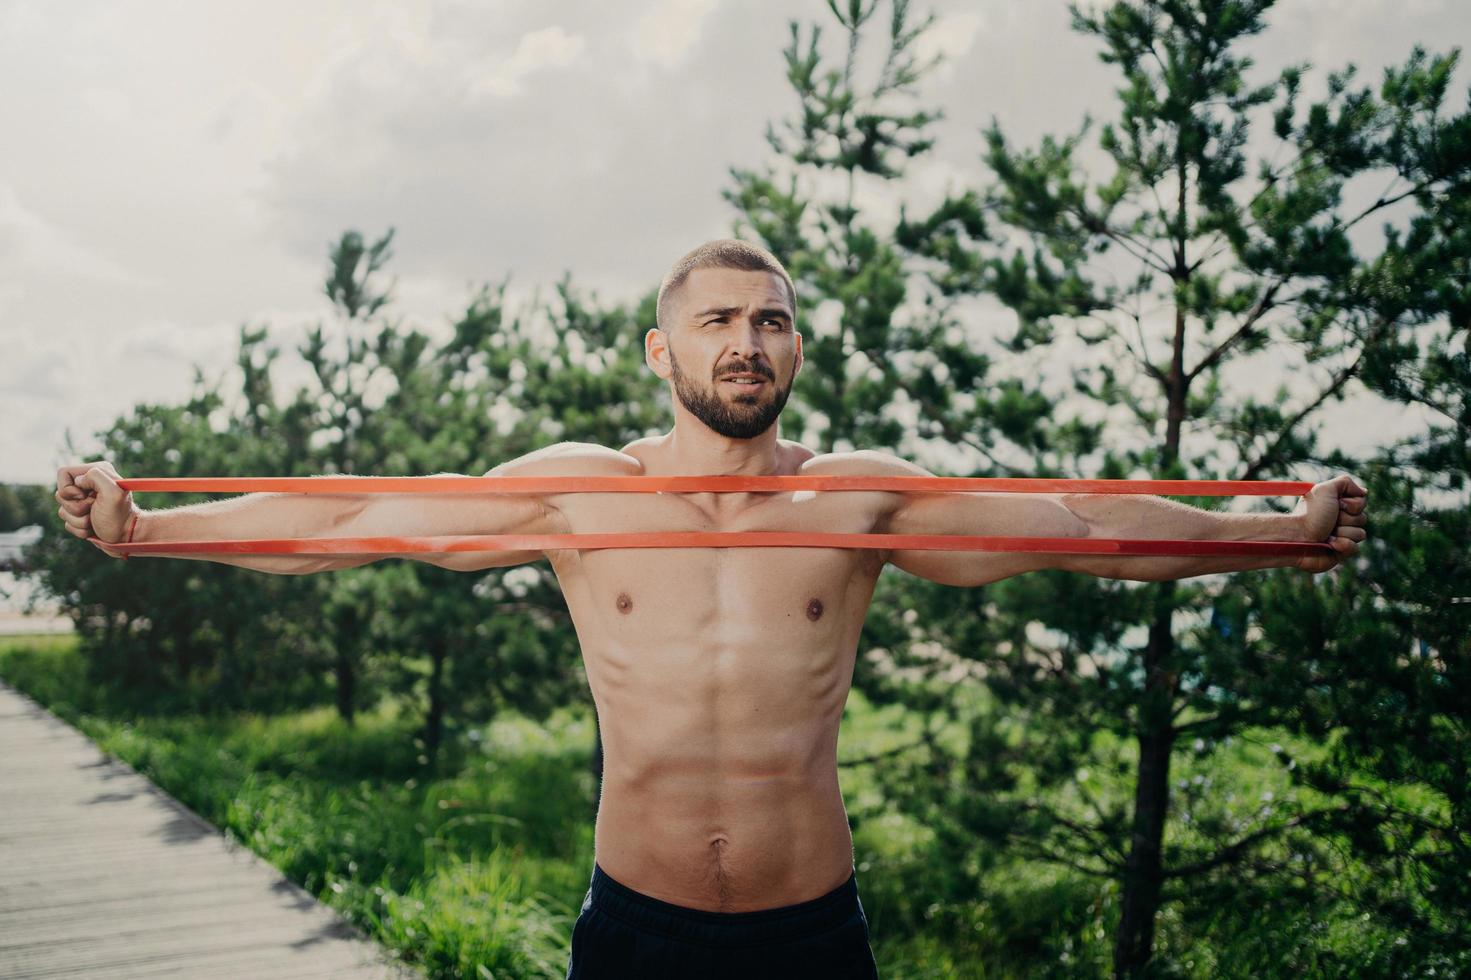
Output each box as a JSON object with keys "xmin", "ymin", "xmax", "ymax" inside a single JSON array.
[
  {"xmin": 691, "ymin": 305, "xmax": 793, "ymax": 321},
  {"xmin": 692, "ymin": 305, "xmax": 743, "ymax": 319}
]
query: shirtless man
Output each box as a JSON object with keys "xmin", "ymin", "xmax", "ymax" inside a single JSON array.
[{"xmin": 57, "ymin": 239, "xmax": 1369, "ymax": 978}]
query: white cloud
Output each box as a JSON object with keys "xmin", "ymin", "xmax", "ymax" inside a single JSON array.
[
  {"xmin": 471, "ymin": 26, "xmax": 588, "ymax": 99},
  {"xmin": 255, "ymin": 0, "xmax": 786, "ymax": 298},
  {"xmin": 78, "ymin": 87, "xmax": 133, "ymax": 126},
  {"xmin": 2, "ymin": 0, "xmax": 1467, "ymax": 484},
  {"xmin": 914, "ymin": 10, "xmax": 986, "ymax": 78},
  {"xmin": 632, "ymin": 0, "xmax": 720, "ymax": 70},
  {"xmin": 0, "ymin": 183, "xmax": 152, "ymax": 288}
]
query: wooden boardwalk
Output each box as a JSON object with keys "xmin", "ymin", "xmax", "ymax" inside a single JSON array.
[{"xmin": 0, "ymin": 681, "xmax": 420, "ymax": 979}]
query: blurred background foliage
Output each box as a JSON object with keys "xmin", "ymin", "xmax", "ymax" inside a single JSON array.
[{"xmin": 5, "ymin": 1, "xmax": 1467, "ymax": 977}]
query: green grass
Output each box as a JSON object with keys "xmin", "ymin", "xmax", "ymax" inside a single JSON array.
[
  {"xmin": 0, "ymin": 635, "xmax": 1439, "ymax": 978},
  {"xmin": 1, "ymin": 635, "xmax": 593, "ymax": 978}
]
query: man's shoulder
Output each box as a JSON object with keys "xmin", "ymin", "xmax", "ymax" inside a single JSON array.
[
  {"xmin": 487, "ymin": 441, "xmax": 643, "ymax": 478},
  {"xmin": 797, "ymin": 449, "xmax": 933, "ymax": 477},
  {"xmin": 500, "ymin": 440, "xmax": 932, "ymax": 478}
]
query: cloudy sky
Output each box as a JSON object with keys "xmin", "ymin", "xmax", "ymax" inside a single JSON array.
[{"xmin": 2, "ymin": 0, "xmax": 1466, "ymax": 483}]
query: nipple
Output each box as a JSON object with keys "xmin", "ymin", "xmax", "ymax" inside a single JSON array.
[
  {"xmin": 616, "ymin": 592, "xmax": 633, "ymax": 615},
  {"xmin": 806, "ymin": 598, "xmax": 824, "ymax": 621}
]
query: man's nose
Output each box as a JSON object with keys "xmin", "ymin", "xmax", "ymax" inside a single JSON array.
[{"xmin": 728, "ymin": 319, "xmax": 765, "ymax": 358}]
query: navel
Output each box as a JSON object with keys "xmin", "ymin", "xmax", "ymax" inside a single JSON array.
[
  {"xmin": 806, "ymin": 597, "xmax": 824, "ymax": 622},
  {"xmin": 616, "ymin": 592, "xmax": 633, "ymax": 615}
]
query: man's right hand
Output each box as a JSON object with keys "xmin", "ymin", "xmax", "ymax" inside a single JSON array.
[{"xmin": 56, "ymin": 461, "xmax": 137, "ymax": 556}]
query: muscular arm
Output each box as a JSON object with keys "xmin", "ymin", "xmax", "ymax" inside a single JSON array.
[
  {"xmin": 57, "ymin": 443, "xmax": 631, "ymax": 575},
  {"xmin": 125, "ymin": 480, "xmax": 551, "ymax": 575},
  {"xmin": 829, "ymin": 452, "xmax": 1363, "ymax": 586}
]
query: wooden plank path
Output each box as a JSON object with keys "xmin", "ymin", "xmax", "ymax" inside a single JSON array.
[{"xmin": 0, "ymin": 681, "xmax": 421, "ymax": 979}]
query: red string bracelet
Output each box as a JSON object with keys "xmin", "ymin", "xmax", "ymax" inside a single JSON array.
[
  {"xmin": 85, "ymin": 511, "xmax": 139, "ymax": 560},
  {"xmin": 128, "ymin": 512, "xmax": 139, "ymax": 542},
  {"xmin": 118, "ymin": 512, "xmax": 139, "ymax": 561}
]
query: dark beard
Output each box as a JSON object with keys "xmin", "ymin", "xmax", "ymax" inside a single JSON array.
[{"xmin": 669, "ymin": 349, "xmax": 792, "ymax": 440}]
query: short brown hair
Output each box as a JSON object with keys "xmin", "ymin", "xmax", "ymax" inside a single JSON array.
[{"xmin": 656, "ymin": 239, "xmax": 797, "ymax": 331}]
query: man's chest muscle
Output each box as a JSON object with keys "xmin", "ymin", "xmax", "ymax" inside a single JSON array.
[{"xmin": 546, "ymin": 491, "xmax": 886, "ymax": 643}]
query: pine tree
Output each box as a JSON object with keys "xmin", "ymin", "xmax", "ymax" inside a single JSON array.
[
  {"xmin": 28, "ymin": 231, "xmax": 668, "ymax": 768},
  {"xmin": 735, "ymin": 0, "xmax": 1471, "ymax": 974},
  {"xmin": 1245, "ymin": 69, "xmax": 1471, "ymax": 969}
]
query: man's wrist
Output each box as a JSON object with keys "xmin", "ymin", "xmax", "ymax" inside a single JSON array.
[
  {"xmin": 1291, "ymin": 511, "xmax": 1324, "ymax": 570},
  {"xmin": 113, "ymin": 508, "xmax": 148, "ymax": 553},
  {"xmin": 127, "ymin": 508, "xmax": 147, "ymax": 544},
  {"xmin": 1216, "ymin": 510, "xmax": 1308, "ymax": 543}
]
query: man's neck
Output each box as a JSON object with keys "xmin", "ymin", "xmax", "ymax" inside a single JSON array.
[{"xmin": 659, "ymin": 415, "xmax": 783, "ymax": 476}]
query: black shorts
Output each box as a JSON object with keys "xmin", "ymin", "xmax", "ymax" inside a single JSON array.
[{"xmin": 565, "ymin": 863, "xmax": 880, "ymax": 979}]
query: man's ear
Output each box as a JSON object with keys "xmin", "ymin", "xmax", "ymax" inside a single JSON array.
[
  {"xmin": 793, "ymin": 331, "xmax": 803, "ymax": 379},
  {"xmin": 645, "ymin": 327, "xmax": 672, "ymax": 380}
]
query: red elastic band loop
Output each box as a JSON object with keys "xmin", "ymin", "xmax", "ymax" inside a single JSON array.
[
  {"xmin": 96, "ymin": 532, "xmax": 1332, "ymax": 558},
  {"xmin": 100, "ymin": 475, "xmax": 1329, "ymax": 558},
  {"xmin": 115, "ymin": 476, "xmax": 1315, "ymax": 497}
]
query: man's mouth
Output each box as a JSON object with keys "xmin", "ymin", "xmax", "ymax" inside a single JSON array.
[{"xmin": 719, "ymin": 373, "xmax": 768, "ymax": 387}]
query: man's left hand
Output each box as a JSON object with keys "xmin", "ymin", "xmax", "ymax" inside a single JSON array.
[{"xmin": 1293, "ymin": 474, "xmax": 1369, "ymax": 573}]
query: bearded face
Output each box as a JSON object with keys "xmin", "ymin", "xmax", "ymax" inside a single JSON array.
[
  {"xmin": 653, "ymin": 266, "xmax": 801, "ymax": 440},
  {"xmin": 668, "ymin": 346, "xmax": 793, "ymax": 440}
]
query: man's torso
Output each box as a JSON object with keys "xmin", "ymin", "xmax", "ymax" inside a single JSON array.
[{"xmin": 538, "ymin": 440, "xmax": 899, "ymax": 911}]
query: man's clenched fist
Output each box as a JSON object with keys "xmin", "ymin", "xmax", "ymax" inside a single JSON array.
[
  {"xmin": 1293, "ymin": 474, "xmax": 1369, "ymax": 574},
  {"xmin": 56, "ymin": 461, "xmax": 136, "ymax": 558}
]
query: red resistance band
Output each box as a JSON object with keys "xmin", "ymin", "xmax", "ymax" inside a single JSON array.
[
  {"xmin": 98, "ymin": 476, "xmax": 1332, "ymax": 559},
  {"xmin": 118, "ymin": 475, "xmax": 1312, "ymax": 496}
]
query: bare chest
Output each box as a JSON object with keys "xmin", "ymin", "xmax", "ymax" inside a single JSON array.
[{"xmin": 545, "ymin": 490, "xmax": 888, "ymax": 646}]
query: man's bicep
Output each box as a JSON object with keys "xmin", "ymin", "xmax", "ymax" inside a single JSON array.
[
  {"xmin": 885, "ymin": 493, "xmax": 1088, "ymax": 587},
  {"xmin": 336, "ymin": 446, "xmax": 592, "ymax": 541},
  {"xmin": 887, "ymin": 548, "xmax": 1044, "ymax": 586},
  {"xmin": 411, "ymin": 550, "xmax": 547, "ymax": 572},
  {"xmin": 405, "ymin": 442, "xmax": 643, "ymax": 572},
  {"xmin": 485, "ymin": 441, "xmax": 635, "ymax": 478},
  {"xmin": 801, "ymin": 451, "xmax": 1085, "ymax": 585},
  {"xmin": 341, "ymin": 489, "xmax": 550, "ymax": 539},
  {"xmin": 479, "ymin": 440, "xmax": 643, "ymax": 532},
  {"xmin": 888, "ymin": 490, "xmax": 1086, "ymax": 538}
]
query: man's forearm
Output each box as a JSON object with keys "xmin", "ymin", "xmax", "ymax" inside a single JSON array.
[
  {"xmin": 122, "ymin": 479, "xmax": 549, "ymax": 574},
  {"xmin": 130, "ymin": 493, "xmax": 375, "ymax": 574},
  {"xmin": 1060, "ymin": 494, "xmax": 1309, "ymax": 581}
]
